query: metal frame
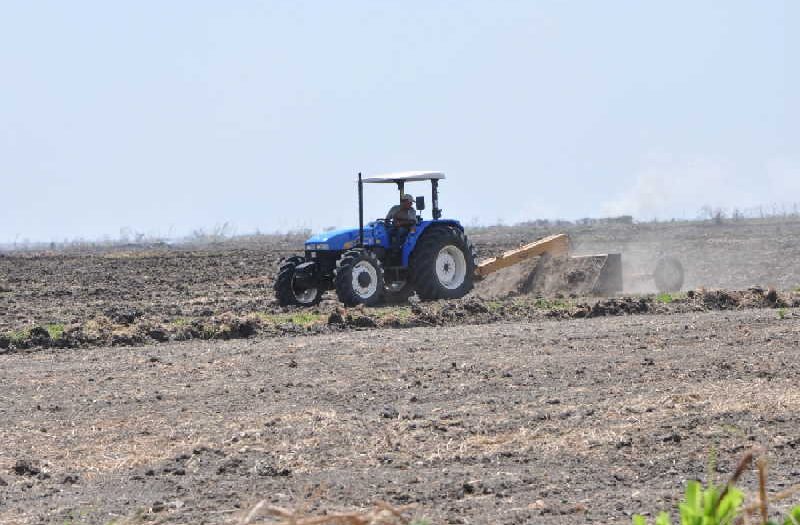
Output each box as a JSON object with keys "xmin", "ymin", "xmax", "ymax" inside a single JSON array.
[
  {"xmin": 358, "ymin": 172, "xmax": 364, "ymax": 247},
  {"xmin": 431, "ymin": 179, "xmax": 441, "ymax": 220},
  {"xmin": 357, "ymin": 172, "xmax": 443, "ymax": 248}
]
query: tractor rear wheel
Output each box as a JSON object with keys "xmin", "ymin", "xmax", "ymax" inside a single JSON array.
[
  {"xmin": 411, "ymin": 226, "xmax": 476, "ymax": 301},
  {"xmin": 274, "ymin": 256, "xmax": 323, "ymax": 306},
  {"xmin": 334, "ymin": 249, "xmax": 385, "ymax": 306}
]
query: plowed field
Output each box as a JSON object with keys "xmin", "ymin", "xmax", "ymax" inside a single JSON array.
[{"xmin": 1, "ymin": 218, "xmax": 800, "ymax": 524}]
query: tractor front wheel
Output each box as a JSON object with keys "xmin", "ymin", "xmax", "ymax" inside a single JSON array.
[
  {"xmin": 411, "ymin": 227, "xmax": 476, "ymax": 301},
  {"xmin": 334, "ymin": 249, "xmax": 385, "ymax": 306},
  {"xmin": 274, "ymin": 256, "xmax": 323, "ymax": 306}
]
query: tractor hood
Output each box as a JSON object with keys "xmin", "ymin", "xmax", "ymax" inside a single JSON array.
[{"xmin": 304, "ymin": 227, "xmax": 362, "ymax": 251}]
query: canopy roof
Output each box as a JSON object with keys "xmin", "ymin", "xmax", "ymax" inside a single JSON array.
[{"xmin": 362, "ymin": 171, "xmax": 445, "ymax": 183}]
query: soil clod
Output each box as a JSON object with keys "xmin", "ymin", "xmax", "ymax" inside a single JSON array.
[
  {"xmin": 12, "ymin": 459, "xmax": 41, "ymax": 477},
  {"xmin": 381, "ymin": 406, "xmax": 400, "ymax": 419}
]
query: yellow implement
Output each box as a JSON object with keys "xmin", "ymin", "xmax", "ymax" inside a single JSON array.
[
  {"xmin": 474, "ymin": 233, "xmax": 624, "ymax": 294},
  {"xmin": 475, "ymin": 234, "xmax": 570, "ymax": 279}
]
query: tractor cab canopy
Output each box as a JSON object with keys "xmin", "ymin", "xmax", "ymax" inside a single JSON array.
[
  {"xmin": 361, "ymin": 171, "xmax": 445, "ymax": 184},
  {"xmin": 360, "ymin": 171, "xmax": 445, "ymax": 220}
]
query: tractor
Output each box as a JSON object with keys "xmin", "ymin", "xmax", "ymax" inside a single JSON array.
[{"xmin": 274, "ymin": 171, "xmax": 477, "ymax": 306}]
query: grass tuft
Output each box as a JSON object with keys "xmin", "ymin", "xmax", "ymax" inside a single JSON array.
[
  {"xmin": 532, "ymin": 297, "xmax": 571, "ymax": 310},
  {"xmin": 45, "ymin": 323, "xmax": 65, "ymax": 340},
  {"xmin": 258, "ymin": 312, "xmax": 325, "ymax": 327},
  {"xmin": 9, "ymin": 328, "xmax": 31, "ymax": 343},
  {"xmin": 484, "ymin": 300, "xmax": 505, "ymax": 312},
  {"xmin": 369, "ymin": 306, "xmax": 414, "ymax": 322},
  {"xmin": 656, "ymin": 292, "xmax": 686, "ymax": 304},
  {"xmin": 656, "ymin": 293, "xmax": 675, "ymax": 304}
]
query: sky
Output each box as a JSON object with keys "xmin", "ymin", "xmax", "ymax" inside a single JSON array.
[{"xmin": 1, "ymin": 1, "xmax": 797, "ymax": 242}]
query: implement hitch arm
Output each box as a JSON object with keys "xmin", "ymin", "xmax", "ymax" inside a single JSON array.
[{"xmin": 474, "ymin": 234, "xmax": 570, "ymax": 279}]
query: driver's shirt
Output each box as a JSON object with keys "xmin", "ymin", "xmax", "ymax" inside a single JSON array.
[{"xmin": 385, "ymin": 205, "xmax": 416, "ymax": 225}]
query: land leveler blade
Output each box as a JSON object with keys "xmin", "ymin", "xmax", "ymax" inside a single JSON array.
[
  {"xmin": 474, "ymin": 233, "xmax": 624, "ymax": 295},
  {"xmin": 474, "ymin": 234, "xmax": 570, "ymax": 278}
]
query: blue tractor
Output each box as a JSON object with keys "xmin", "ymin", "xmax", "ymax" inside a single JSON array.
[{"xmin": 274, "ymin": 171, "xmax": 477, "ymax": 306}]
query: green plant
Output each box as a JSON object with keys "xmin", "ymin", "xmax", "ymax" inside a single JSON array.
[
  {"xmin": 370, "ymin": 306, "xmax": 414, "ymax": 323},
  {"xmin": 634, "ymin": 453, "xmax": 800, "ymax": 525},
  {"xmin": 782, "ymin": 507, "xmax": 800, "ymax": 525},
  {"xmin": 532, "ymin": 297, "xmax": 571, "ymax": 310},
  {"xmin": 288, "ymin": 312, "xmax": 324, "ymax": 326},
  {"xmin": 203, "ymin": 325, "xmax": 217, "ymax": 339},
  {"xmin": 484, "ymin": 300, "xmax": 505, "ymax": 312},
  {"xmin": 633, "ymin": 480, "xmax": 743, "ymax": 525},
  {"xmin": 778, "ymin": 308, "xmax": 787, "ymax": 320},
  {"xmin": 45, "ymin": 323, "xmax": 65, "ymax": 340},
  {"xmin": 656, "ymin": 293, "xmax": 675, "ymax": 304},
  {"xmin": 8, "ymin": 328, "xmax": 31, "ymax": 343},
  {"xmin": 258, "ymin": 311, "xmax": 325, "ymax": 327}
]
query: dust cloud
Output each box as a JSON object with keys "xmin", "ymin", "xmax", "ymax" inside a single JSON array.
[{"xmin": 470, "ymin": 218, "xmax": 800, "ymax": 298}]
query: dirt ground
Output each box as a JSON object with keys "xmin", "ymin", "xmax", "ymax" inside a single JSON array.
[
  {"xmin": 2, "ymin": 218, "xmax": 800, "ymax": 524},
  {"xmin": 2, "ymin": 218, "xmax": 800, "ymax": 349},
  {"xmin": 2, "ymin": 309, "xmax": 799, "ymax": 524}
]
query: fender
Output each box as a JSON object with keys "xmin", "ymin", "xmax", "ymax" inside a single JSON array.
[
  {"xmin": 291, "ymin": 261, "xmax": 320, "ymax": 288},
  {"xmin": 370, "ymin": 221, "xmax": 392, "ymax": 248},
  {"xmin": 401, "ymin": 219, "xmax": 464, "ymax": 267}
]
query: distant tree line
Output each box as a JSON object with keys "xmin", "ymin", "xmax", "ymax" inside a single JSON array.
[{"xmin": 3, "ymin": 204, "xmax": 800, "ymax": 253}]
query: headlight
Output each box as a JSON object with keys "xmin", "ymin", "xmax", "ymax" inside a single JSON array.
[
  {"xmin": 306, "ymin": 243, "xmax": 329, "ymax": 251},
  {"xmin": 315, "ymin": 243, "xmax": 329, "ymax": 250}
]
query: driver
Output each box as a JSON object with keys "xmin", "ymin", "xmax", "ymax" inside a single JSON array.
[
  {"xmin": 386, "ymin": 194, "xmax": 417, "ymax": 228},
  {"xmin": 386, "ymin": 194, "xmax": 417, "ymax": 249}
]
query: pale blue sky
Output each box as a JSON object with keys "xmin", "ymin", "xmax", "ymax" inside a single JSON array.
[{"xmin": 1, "ymin": 1, "xmax": 797, "ymax": 242}]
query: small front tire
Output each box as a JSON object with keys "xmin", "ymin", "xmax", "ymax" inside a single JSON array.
[
  {"xmin": 274, "ymin": 257, "xmax": 323, "ymax": 306},
  {"xmin": 334, "ymin": 249, "xmax": 385, "ymax": 307}
]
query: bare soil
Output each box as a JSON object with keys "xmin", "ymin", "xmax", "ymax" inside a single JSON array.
[
  {"xmin": 2, "ymin": 309, "xmax": 800, "ymax": 524},
  {"xmin": 2, "ymin": 218, "xmax": 800, "ymax": 523}
]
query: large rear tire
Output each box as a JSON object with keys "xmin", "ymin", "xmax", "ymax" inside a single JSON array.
[
  {"xmin": 274, "ymin": 256, "xmax": 323, "ymax": 306},
  {"xmin": 653, "ymin": 256, "xmax": 684, "ymax": 293},
  {"xmin": 334, "ymin": 249, "xmax": 385, "ymax": 307},
  {"xmin": 411, "ymin": 226, "xmax": 476, "ymax": 301}
]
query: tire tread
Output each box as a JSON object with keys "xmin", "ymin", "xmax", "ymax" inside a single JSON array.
[
  {"xmin": 410, "ymin": 226, "xmax": 476, "ymax": 301},
  {"xmin": 334, "ymin": 249, "xmax": 385, "ymax": 306}
]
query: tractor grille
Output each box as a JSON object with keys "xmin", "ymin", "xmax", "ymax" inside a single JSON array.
[{"xmin": 306, "ymin": 250, "xmax": 341, "ymax": 277}]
